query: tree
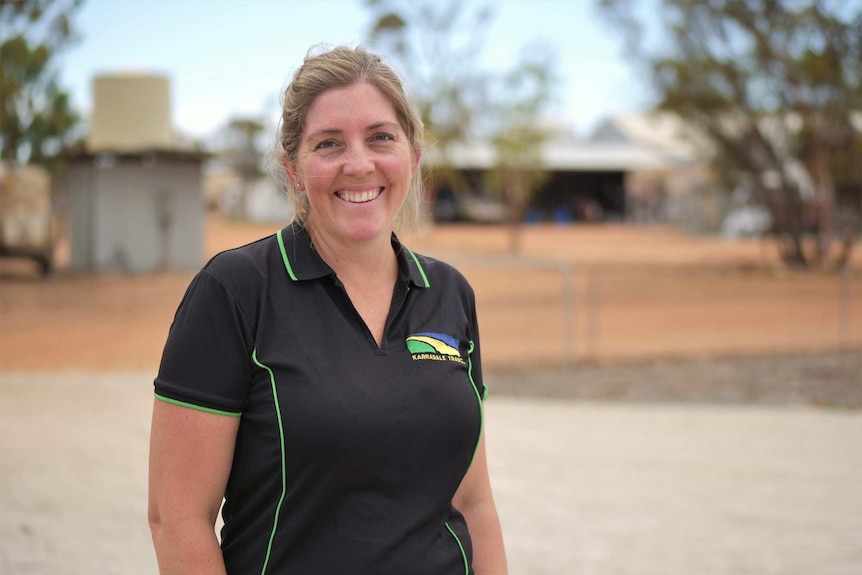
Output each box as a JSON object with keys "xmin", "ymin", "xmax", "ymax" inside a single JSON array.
[
  {"xmin": 485, "ymin": 44, "xmax": 556, "ymax": 252},
  {"xmin": 597, "ymin": 0, "xmax": 862, "ymax": 269},
  {"xmin": 365, "ymin": 0, "xmax": 494, "ymax": 207},
  {"xmin": 0, "ymin": 0, "xmax": 83, "ymax": 174},
  {"xmin": 216, "ymin": 117, "xmax": 266, "ymax": 219},
  {"xmin": 364, "ymin": 0, "xmax": 558, "ymax": 251}
]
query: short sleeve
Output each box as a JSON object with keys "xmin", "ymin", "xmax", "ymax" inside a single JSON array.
[
  {"xmin": 467, "ymin": 289, "xmax": 487, "ymax": 402},
  {"xmin": 154, "ymin": 269, "xmax": 254, "ymax": 415}
]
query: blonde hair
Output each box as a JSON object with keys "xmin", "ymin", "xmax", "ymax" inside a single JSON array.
[{"xmin": 275, "ymin": 45, "xmax": 424, "ymax": 232}]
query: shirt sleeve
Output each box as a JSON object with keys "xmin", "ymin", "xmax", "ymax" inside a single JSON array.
[
  {"xmin": 467, "ymin": 289, "xmax": 487, "ymax": 402},
  {"xmin": 154, "ymin": 269, "xmax": 254, "ymax": 415}
]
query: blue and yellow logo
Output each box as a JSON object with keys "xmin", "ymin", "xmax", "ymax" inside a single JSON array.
[{"xmin": 406, "ymin": 332, "xmax": 465, "ymax": 364}]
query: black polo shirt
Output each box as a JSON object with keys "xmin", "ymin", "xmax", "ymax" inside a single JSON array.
[{"xmin": 154, "ymin": 223, "xmax": 486, "ymax": 575}]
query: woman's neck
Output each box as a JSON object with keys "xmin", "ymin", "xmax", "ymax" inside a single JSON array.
[{"xmin": 306, "ymin": 224, "xmax": 398, "ymax": 285}]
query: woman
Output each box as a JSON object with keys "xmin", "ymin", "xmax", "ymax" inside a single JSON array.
[{"xmin": 148, "ymin": 45, "xmax": 507, "ymax": 575}]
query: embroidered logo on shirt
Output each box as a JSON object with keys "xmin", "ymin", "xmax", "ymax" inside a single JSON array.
[{"xmin": 406, "ymin": 333, "xmax": 465, "ymax": 364}]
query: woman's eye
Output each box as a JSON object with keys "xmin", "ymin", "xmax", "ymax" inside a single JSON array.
[
  {"xmin": 315, "ymin": 140, "xmax": 337, "ymax": 150},
  {"xmin": 372, "ymin": 133, "xmax": 394, "ymax": 142}
]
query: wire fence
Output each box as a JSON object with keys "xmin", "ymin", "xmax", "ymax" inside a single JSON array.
[{"xmin": 441, "ymin": 254, "xmax": 861, "ymax": 372}]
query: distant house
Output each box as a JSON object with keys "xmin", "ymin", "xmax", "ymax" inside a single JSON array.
[
  {"xmin": 424, "ymin": 116, "xmax": 691, "ymax": 224},
  {"xmin": 588, "ymin": 113, "xmax": 723, "ymax": 232},
  {"xmin": 64, "ymin": 149, "xmax": 207, "ymax": 273},
  {"xmin": 588, "ymin": 113, "xmax": 709, "ymax": 161},
  {"xmin": 62, "ymin": 72, "xmax": 208, "ymax": 273},
  {"xmin": 591, "ymin": 111, "xmax": 862, "ymax": 235}
]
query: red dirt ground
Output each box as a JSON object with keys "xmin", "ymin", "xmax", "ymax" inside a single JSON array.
[{"xmin": 1, "ymin": 212, "xmax": 860, "ymax": 372}]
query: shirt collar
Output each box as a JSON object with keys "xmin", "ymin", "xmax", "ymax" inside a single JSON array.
[{"xmin": 276, "ymin": 222, "xmax": 430, "ymax": 288}]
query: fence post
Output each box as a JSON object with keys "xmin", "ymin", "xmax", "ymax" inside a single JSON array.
[
  {"xmin": 563, "ymin": 264, "xmax": 575, "ymax": 370},
  {"xmin": 586, "ymin": 271, "xmax": 601, "ymax": 362},
  {"xmin": 840, "ymin": 266, "xmax": 850, "ymax": 347}
]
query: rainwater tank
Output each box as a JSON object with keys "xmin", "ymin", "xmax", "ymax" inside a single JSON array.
[{"xmin": 88, "ymin": 73, "xmax": 173, "ymax": 152}]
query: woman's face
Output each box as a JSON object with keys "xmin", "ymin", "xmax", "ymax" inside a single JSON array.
[{"xmin": 290, "ymin": 81, "xmax": 418, "ymax": 247}]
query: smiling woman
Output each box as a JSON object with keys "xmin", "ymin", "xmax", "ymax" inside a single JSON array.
[
  {"xmin": 276, "ymin": 46, "xmax": 425, "ymax": 235},
  {"xmin": 148, "ymin": 45, "xmax": 508, "ymax": 575},
  {"xmin": 287, "ymin": 82, "xmax": 419, "ymax": 247}
]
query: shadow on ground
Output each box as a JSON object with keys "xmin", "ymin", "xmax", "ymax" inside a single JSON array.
[{"xmin": 488, "ymin": 350, "xmax": 862, "ymax": 408}]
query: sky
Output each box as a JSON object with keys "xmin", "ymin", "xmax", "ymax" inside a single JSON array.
[{"xmin": 58, "ymin": 0, "xmax": 653, "ymax": 144}]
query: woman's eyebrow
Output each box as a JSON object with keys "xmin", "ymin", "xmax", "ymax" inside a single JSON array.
[
  {"xmin": 367, "ymin": 121, "xmax": 400, "ymax": 130},
  {"xmin": 306, "ymin": 128, "xmax": 343, "ymax": 139},
  {"xmin": 305, "ymin": 121, "xmax": 400, "ymax": 141}
]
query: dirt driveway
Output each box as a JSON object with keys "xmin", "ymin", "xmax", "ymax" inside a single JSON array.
[
  {"xmin": 1, "ymin": 213, "xmax": 860, "ymax": 371},
  {"xmin": 0, "ymin": 372, "xmax": 860, "ymax": 575},
  {"xmin": 1, "ymin": 215, "xmax": 860, "ymax": 574}
]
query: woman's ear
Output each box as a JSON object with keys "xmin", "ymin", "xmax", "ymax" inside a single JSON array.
[
  {"xmin": 412, "ymin": 145, "xmax": 422, "ymax": 173},
  {"xmin": 282, "ymin": 153, "xmax": 303, "ymax": 191}
]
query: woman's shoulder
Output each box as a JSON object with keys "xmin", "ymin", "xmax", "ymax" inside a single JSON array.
[
  {"xmin": 200, "ymin": 233, "xmax": 279, "ymax": 294},
  {"xmin": 404, "ymin": 248, "xmax": 474, "ymax": 295}
]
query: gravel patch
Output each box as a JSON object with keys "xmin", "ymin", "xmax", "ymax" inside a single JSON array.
[{"xmin": 487, "ymin": 350, "xmax": 862, "ymax": 408}]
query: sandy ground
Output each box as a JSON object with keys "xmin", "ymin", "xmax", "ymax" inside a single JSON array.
[
  {"xmin": 0, "ymin": 372, "xmax": 860, "ymax": 575},
  {"xmin": 2, "ymin": 215, "xmax": 861, "ymax": 574},
  {"xmin": 1, "ymin": 213, "xmax": 861, "ymax": 371}
]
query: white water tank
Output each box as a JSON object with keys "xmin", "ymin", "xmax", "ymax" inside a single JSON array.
[{"xmin": 88, "ymin": 73, "xmax": 173, "ymax": 152}]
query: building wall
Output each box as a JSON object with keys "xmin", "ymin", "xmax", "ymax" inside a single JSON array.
[
  {"xmin": 66, "ymin": 157, "xmax": 204, "ymax": 273},
  {"xmin": 65, "ymin": 163, "xmax": 96, "ymax": 271},
  {"xmin": 531, "ymin": 171, "xmax": 627, "ymax": 222}
]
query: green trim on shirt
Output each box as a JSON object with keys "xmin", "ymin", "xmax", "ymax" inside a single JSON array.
[
  {"xmin": 466, "ymin": 339, "xmax": 484, "ymax": 471},
  {"xmin": 252, "ymin": 348, "xmax": 288, "ymax": 575},
  {"xmin": 154, "ymin": 393, "xmax": 242, "ymax": 417},
  {"xmin": 276, "ymin": 229, "xmax": 298, "ymax": 281},
  {"xmin": 445, "ymin": 521, "xmax": 470, "ymax": 575},
  {"xmin": 404, "ymin": 246, "xmax": 430, "ymax": 288}
]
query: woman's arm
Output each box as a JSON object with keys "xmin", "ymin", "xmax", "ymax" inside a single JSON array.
[
  {"xmin": 148, "ymin": 399, "xmax": 240, "ymax": 575},
  {"xmin": 453, "ymin": 433, "xmax": 508, "ymax": 575}
]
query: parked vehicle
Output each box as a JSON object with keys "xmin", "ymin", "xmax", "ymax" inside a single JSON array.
[
  {"xmin": 721, "ymin": 205, "xmax": 773, "ymax": 238},
  {"xmin": 0, "ymin": 163, "xmax": 53, "ymax": 275},
  {"xmin": 433, "ymin": 192, "xmax": 507, "ymax": 224}
]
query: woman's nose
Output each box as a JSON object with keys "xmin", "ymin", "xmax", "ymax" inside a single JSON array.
[{"xmin": 342, "ymin": 145, "xmax": 374, "ymax": 177}]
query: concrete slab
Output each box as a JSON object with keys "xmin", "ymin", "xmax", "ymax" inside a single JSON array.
[{"xmin": 0, "ymin": 373, "xmax": 860, "ymax": 574}]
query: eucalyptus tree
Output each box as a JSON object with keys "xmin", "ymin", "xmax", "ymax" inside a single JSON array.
[
  {"xmin": 598, "ymin": 0, "xmax": 862, "ymax": 268},
  {"xmin": 365, "ymin": 0, "xmax": 494, "ymax": 205},
  {"xmin": 365, "ymin": 0, "xmax": 558, "ymax": 252},
  {"xmin": 485, "ymin": 44, "xmax": 557, "ymax": 252},
  {"xmin": 0, "ymin": 0, "xmax": 83, "ymax": 173}
]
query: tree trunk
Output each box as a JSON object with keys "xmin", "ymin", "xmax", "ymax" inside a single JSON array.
[
  {"xmin": 810, "ymin": 139, "xmax": 835, "ymax": 266},
  {"xmin": 767, "ymin": 198, "xmax": 808, "ymax": 267},
  {"xmin": 781, "ymin": 231, "xmax": 808, "ymax": 267},
  {"xmin": 507, "ymin": 215, "xmax": 523, "ymax": 254},
  {"xmin": 775, "ymin": 181, "xmax": 810, "ymax": 268},
  {"xmin": 505, "ymin": 172, "xmax": 526, "ymax": 254},
  {"xmin": 834, "ymin": 224, "xmax": 856, "ymax": 272}
]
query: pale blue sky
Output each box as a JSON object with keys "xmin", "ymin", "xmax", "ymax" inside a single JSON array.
[{"xmin": 58, "ymin": 0, "xmax": 652, "ymax": 142}]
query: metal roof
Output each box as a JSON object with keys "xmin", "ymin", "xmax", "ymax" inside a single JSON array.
[{"xmin": 422, "ymin": 139, "xmax": 687, "ymax": 172}]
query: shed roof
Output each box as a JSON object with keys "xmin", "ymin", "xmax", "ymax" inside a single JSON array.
[
  {"xmin": 65, "ymin": 147, "xmax": 211, "ymax": 164},
  {"xmin": 588, "ymin": 113, "xmax": 709, "ymax": 161},
  {"xmin": 422, "ymin": 139, "xmax": 685, "ymax": 172}
]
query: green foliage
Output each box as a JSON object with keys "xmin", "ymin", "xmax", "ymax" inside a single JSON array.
[
  {"xmin": 364, "ymin": 0, "xmax": 558, "ymax": 247},
  {"xmin": 223, "ymin": 118, "xmax": 266, "ymax": 180},
  {"xmin": 487, "ymin": 43, "xmax": 557, "ymax": 229},
  {"xmin": 364, "ymin": 0, "xmax": 494, "ymax": 202},
  {"xmin": 0, "ymin": 0, "xmax": 83, "ymax": 173},
  {"xmin": 598, "ymin": 0, "xmax": 862, "ymax": 268},
  {"xmin": 365, "ymin": 0, "xmax": 492, "ymax": 144}
]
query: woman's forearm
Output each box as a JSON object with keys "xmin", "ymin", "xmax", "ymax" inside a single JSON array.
[
  {"xmin": 149, "ymin": 400, "xmax": 239, "ymax": 575},
  {"xmin": 151, "ymin": 518, "xmax": 228, "ymax": 575},
  {"xmin": 462, "ymin": 498, "xmax": 508, "ymax": 575}
]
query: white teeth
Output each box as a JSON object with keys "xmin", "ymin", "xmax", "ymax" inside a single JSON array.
[{"xmin": 338, "ymin": 188, "xmax": 382, "ymax": 203}]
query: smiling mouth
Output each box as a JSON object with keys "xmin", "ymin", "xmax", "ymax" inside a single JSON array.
[{"xmin": 336, "ymin": 187, "xmax": 384, "ymax": 204}]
